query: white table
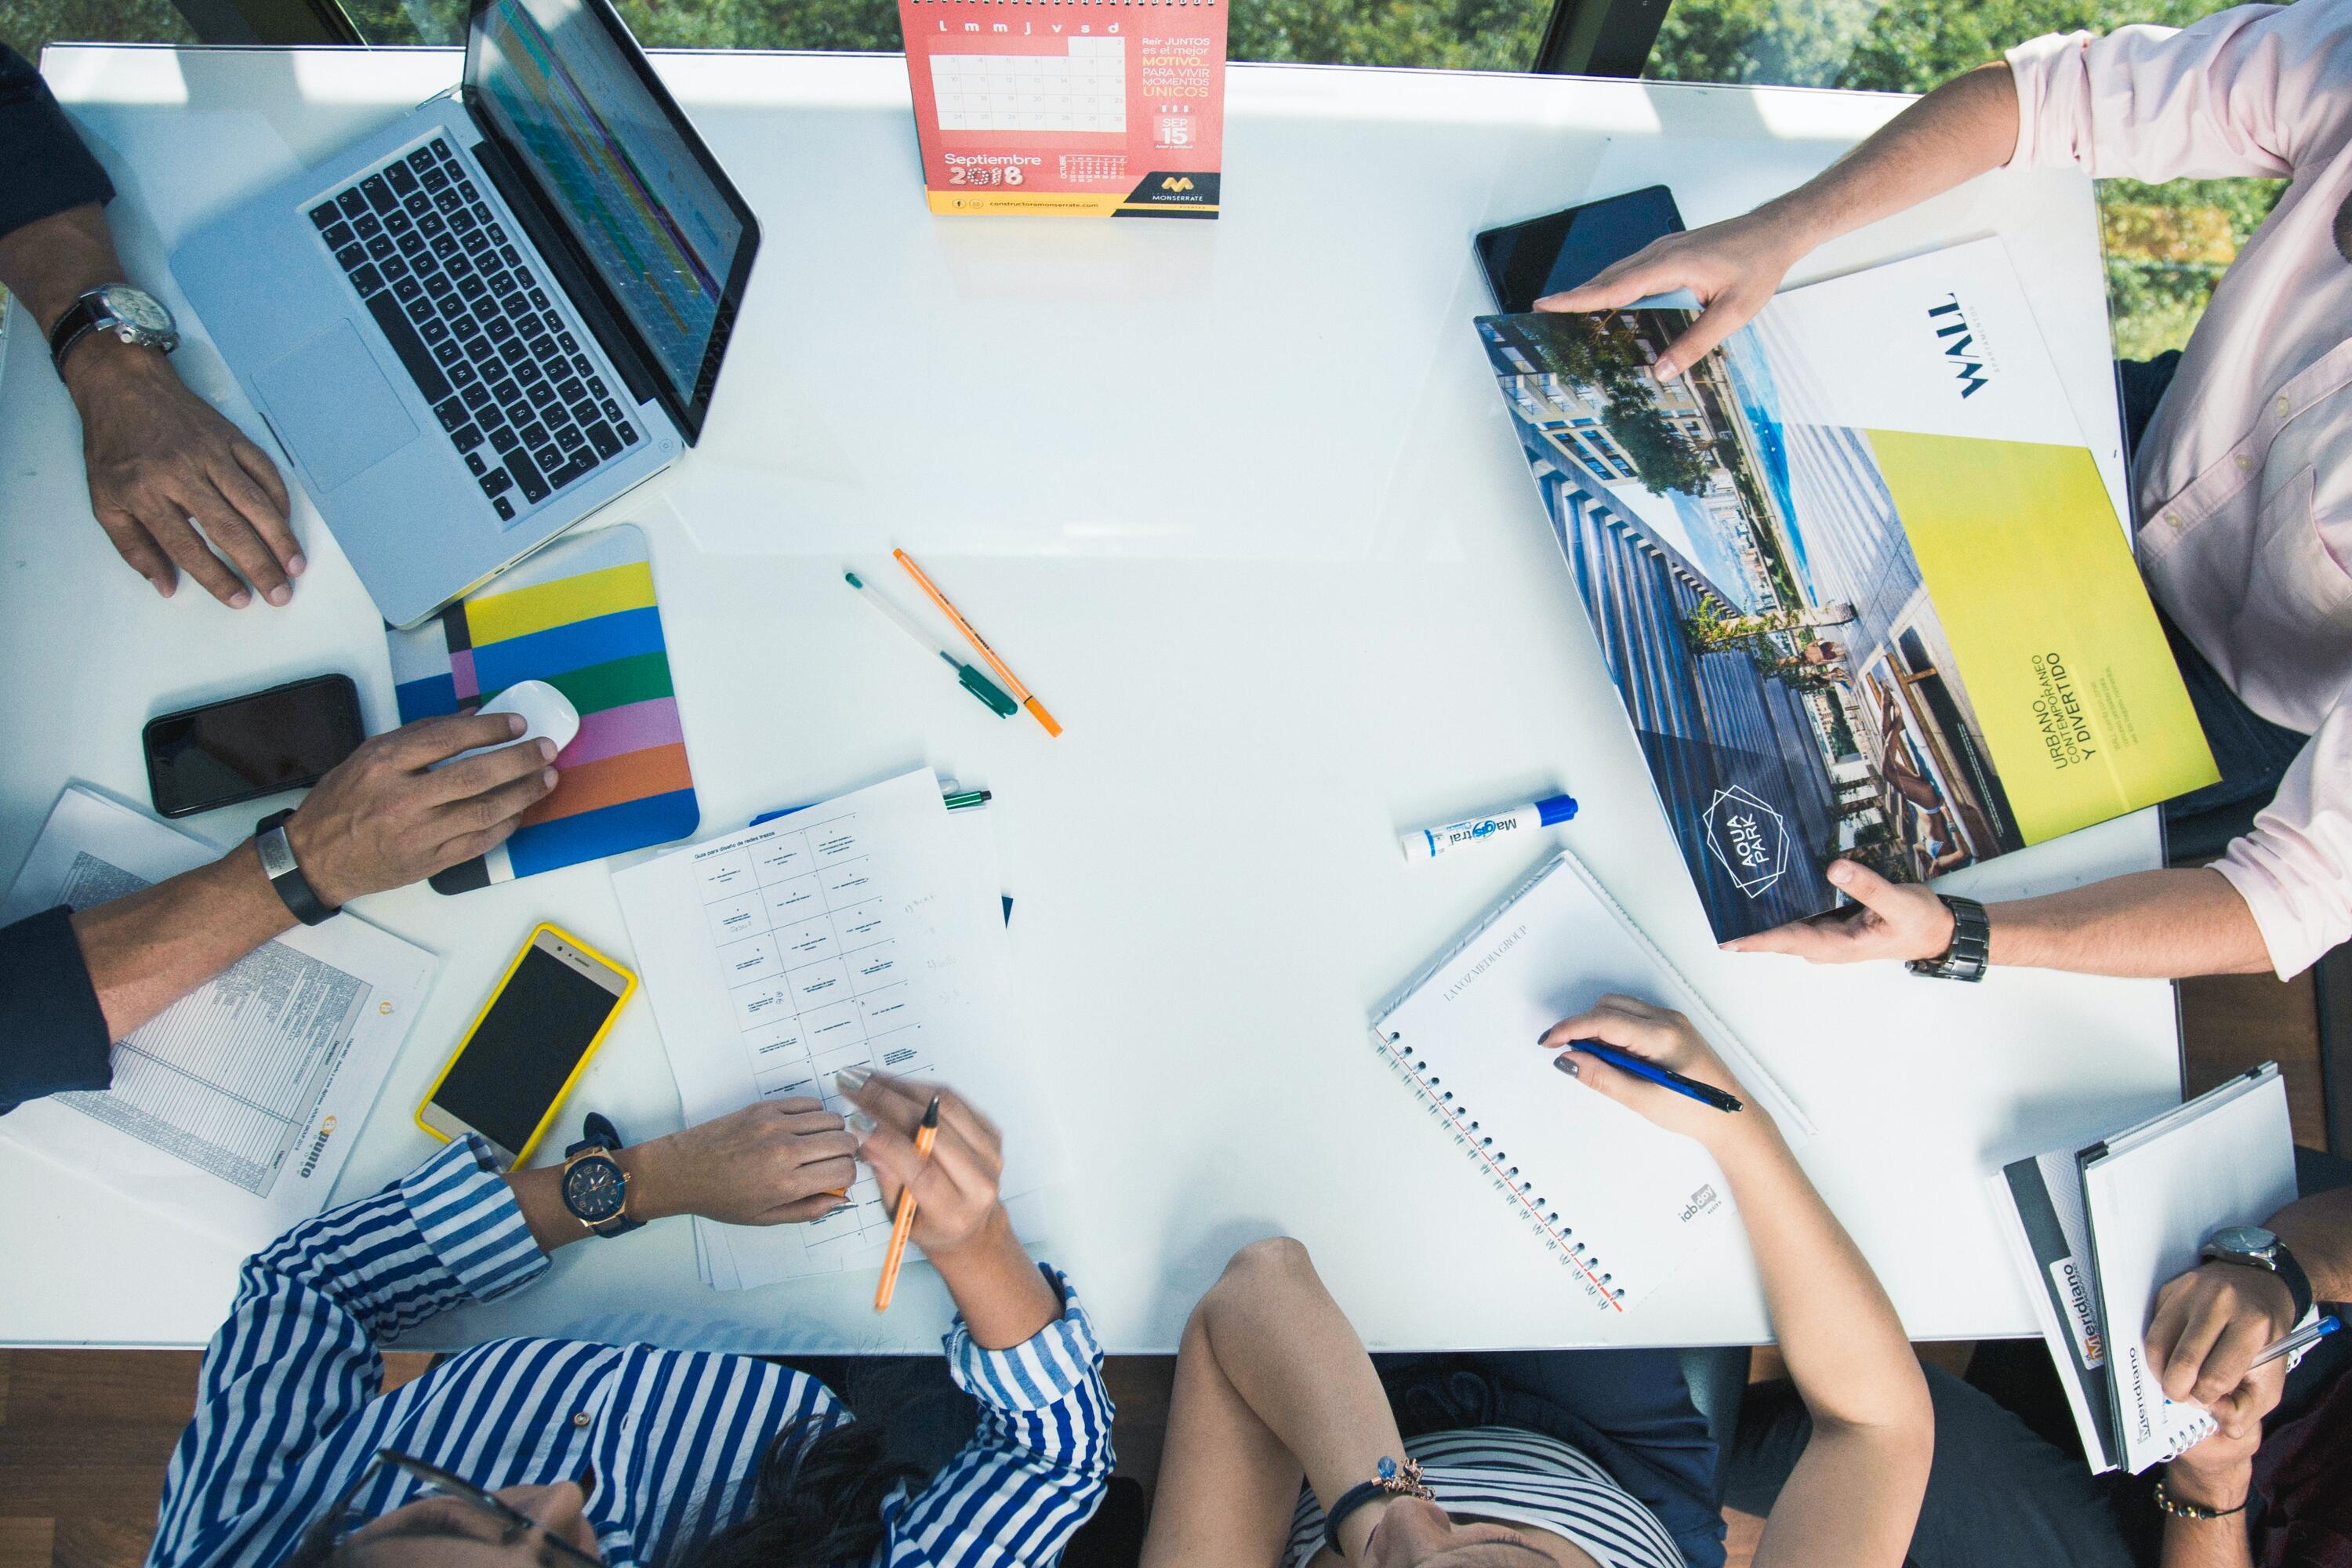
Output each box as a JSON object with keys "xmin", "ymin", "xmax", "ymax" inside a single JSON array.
[{"xmin": 0, "ymin": 44, "xmax": 2182, "ymax": 1352}]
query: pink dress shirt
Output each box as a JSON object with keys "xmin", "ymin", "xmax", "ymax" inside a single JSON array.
[{"xmin": 2007, "ymin": 2, "xmax": 2352, "ymax": 977}]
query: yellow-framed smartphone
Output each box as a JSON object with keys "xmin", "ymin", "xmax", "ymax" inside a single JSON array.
[{"xmin": 414, "ymin": 923, "xmax": 637, "ymax": 1170}]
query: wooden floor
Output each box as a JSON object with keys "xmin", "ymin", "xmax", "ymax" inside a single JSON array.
[{"xmin": 0, "ymin": 970, "xmax": 2328, "ymax": 1568}]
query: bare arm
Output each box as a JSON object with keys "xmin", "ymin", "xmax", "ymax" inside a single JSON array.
[
  {"xmin": 1726, "ymin": 861, "xmax": 2271, "ymax": 978},
  {"xmin": 66, "ymin": 712, "xmax": 555, "ymax": 1043},
  {"xmin": 1542, "ymin": 1000, "xmax": 1933, "ymax": 1568},
  {"xmin": 1541, "ymin": 62, "xmax": 2020, "ymax": 375},
  {"xmin": 1140, "ymin": 1237, "xmax": 1406, "ymax": 1567}
]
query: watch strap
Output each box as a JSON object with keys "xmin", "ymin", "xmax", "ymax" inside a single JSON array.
[
  {"xmin": 2274, "ymin": 1243, "xmax": 2316, "ymax": 1323},
  {"xmin": 1907, "ymin": 894, "xmax": 1990, "ymax": 982},
  {"xmin": 252, "ymin": 811, "xmax": 339, "ymax": 926},
  {"xmin": 48, "ymin": 296, "xmax": 103, "ymax": 375}
]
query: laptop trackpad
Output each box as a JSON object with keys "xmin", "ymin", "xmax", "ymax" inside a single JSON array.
[{"xmin": 254, "ymin": 321, "xmax": 417, "ymax": 492}]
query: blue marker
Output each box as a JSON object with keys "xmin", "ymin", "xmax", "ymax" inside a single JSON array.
[
  {"xmin": 1403, "ymin": 793, "xmax": 1578, "ymax": 862},
  {"xmin": 1560, "ymin": 1040, "xmax": 1744, "ymax": 1113}
]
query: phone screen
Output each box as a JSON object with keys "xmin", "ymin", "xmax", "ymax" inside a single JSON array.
[
  {"xmin": 1475, "ymin": 185, "xmax": 1686, "ymax": 314},
  {"xmin": 144, "ymin": 676, "xmax": 365, "ymax": 818},
  {"xmin": 434, "ymin": 946, "xmax": 625, "ymax": 1156}
]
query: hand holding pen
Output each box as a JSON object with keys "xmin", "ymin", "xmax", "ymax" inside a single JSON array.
[
  {"xmin": 1537, "ymin": 994, "xmax": 1765, "ymax": 1150},
  {"xmin": 838, "ymin": 1069, "xmax": 1064, "ymax": 1348}
]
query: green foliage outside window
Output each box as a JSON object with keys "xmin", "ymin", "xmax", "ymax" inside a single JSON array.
[{"xmin": 0, "ymin": 0, "xmax": 2286, "ymax": 360}]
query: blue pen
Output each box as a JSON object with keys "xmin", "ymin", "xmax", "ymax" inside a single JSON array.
[
  {"xmin": 2249, "ymin": 1313, "xmax": 2340, "ymax": 1371},
  {"xmin": 1561, "ymin": 1040, "xmax": 1744, "ymax": 1113}
]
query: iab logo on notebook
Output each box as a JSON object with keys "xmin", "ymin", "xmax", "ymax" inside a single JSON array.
[
  {"xmin": 1679, "ymin": 1184, "xmax": 1722, "ymax": 1224},
  {"xmin": 1703, "ymin": 785, "xmax": 1790, "ymax": 898}
]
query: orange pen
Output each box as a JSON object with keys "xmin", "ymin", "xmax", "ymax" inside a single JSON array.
[
  {"xmin": 892, "ymin": 549, "xmax": 1062, "ymax": 738},
  {"xmin": 873, "ymin": 1093, "xmax": 941, "ymax": 1313}
]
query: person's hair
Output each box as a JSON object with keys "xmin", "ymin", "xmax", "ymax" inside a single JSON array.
[
  {"xmin": 683, "ymin": 1413, "xmax": 926, "ymax": 1568},
  {"xmin": 278, "ymin": 1414, "xmax": 923, "ymax": 1568}
]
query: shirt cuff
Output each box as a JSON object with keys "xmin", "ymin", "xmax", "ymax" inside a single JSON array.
[
  {"xmin": 399, "ymin": 1134, "xmax": 549, "ymax": 1303},
  {"xmin": 0, "ymin": 906, "xmax": 111, "ymax": 1113},
  {"xmin": 942, "ymin": 1265, "xmax": 1105, "ymax": 1413},
  {"xmin": 2004, "ymin": 31, "xmax": 2091, "ymax": 171},
  {"xmin": 2213, "ymin": 833, "xmax": 2347, "ymax": 982}
]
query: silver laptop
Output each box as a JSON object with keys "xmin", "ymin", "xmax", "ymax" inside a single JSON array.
[{"xmin": 173, "ymin": 0, "xmax": 759, "ymax": 629}]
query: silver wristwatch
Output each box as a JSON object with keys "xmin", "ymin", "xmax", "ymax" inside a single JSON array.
[
  {"xmin": 1907, "ymin": 894, "xmax": 1991, "ymax": 982},
  {"xmin": 48, "ymin": 284, "xmax": 179, "ymax": 374}
]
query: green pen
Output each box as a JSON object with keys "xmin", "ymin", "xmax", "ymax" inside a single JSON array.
[{"xmin": 844, "ymin": 571, "xmax": 1018, "ymax": 717}]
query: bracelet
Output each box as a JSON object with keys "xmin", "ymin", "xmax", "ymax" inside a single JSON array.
[
  {"xmin": 1324, "ymin": 1456, "xmax": 1434, "ymax": 1559},
  {"xmin": 2153, "ymin": 1478, "xmax": 2249, "ymax": 1521}
]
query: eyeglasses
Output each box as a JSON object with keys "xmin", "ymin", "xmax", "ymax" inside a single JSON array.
[{"xmin": 291, "ymin": 1448, "xmax": 603, "ymax": 1567}]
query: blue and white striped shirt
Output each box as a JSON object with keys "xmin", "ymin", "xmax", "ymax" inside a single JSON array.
[{"xmin": 146, "ymin": 1138, "xmax": 1113, "ymax": 1568}]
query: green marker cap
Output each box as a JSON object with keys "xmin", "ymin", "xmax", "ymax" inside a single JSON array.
[{"xmin": 959, "ymin": 662, "xmax": 1019, "ymax": 717}]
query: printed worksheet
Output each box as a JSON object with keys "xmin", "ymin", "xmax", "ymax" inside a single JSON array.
[
  {"xmin": 0, "ymin": 786, "xmax": 435, "ymax": 1249},
  {"xmin": 615, "ymin": 769, "xmax": 1053, "ymax": 1287}
]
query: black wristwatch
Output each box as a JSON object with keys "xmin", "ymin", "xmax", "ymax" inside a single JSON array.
[
  {"xmin": 253, "ymin": 808, "xmax": 340, "ymax": 926},
  {"xmin": 2202, "ymin": 1225, "xmax": 2316, "ymax": 1323},
  {"xmin": 1907, "ymin": 894, "xmax": 1990, "ymax": 982},
  {"xmin": 561, "ymin": 1112, "xmax": 643, "ymax": 1237}
]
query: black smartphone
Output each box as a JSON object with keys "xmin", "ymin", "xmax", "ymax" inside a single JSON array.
[
  {"xmin": 1475, "ymin": 184, "xmax": 1686, "ymax": 314},
  {"xmin": 143, "ymin": 674, "xmax": 366, "ymax": 819}
]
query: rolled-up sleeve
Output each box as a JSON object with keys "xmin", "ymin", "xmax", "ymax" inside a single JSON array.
[
  {"xmin": 2005, "ymin": 2, "xmax": 2352, "ymax": 182},
  {"xmin": 0, "ymin": 905, "xmax": 111, "ymax": 1115},
  {"xmin": 0, "ymin": 42, "xmax": 114, "ymax": 241},
  {"xmin": 2213, "ymin": 703, "xmax": 2352, "ymax": 979}
]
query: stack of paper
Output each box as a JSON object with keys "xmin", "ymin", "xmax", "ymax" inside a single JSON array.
[
  {"xmin": 0, "ymin": 786, "xmax": 435, "ymax": 1250},
  {"xmin": 614, "ymin": 769, "xmax": 1054, "ymax": 1290}
]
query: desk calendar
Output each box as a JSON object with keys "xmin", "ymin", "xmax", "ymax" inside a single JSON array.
[{"xmin": 898, "ymin": 0, "xmax": 1225, "ymax": 216}]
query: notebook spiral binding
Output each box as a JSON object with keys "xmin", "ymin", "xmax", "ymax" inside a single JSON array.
[{"xmin": 1372, "ymin": 1025, "xmax": 1627, "ymax": 1308}]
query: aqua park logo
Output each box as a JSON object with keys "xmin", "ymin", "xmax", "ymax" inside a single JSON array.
[
  {"xmin": 1703, "ymin": 785, "xmax": 1789, "ymax": 898},
  {"xmin": 1927, "ymin": 295, "xmax": 1991, "ymax": 399}
]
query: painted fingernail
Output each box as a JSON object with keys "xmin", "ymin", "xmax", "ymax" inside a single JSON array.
[
  {"xmin": 833, "ymin": 1065, "xmax": 872, "ymax": 1094},
  {"xmin": 537, "ymin": 738, "xmax": 559, "ymax": 760},
  {"xmin": 229, "ymin": 589, "xmax": 252, "ymax": 608},
  {"xmin": 846, "ymin": 1112, "xmax": 877, "ymax": 1143},
  {"xmin": 267, "ymin": 583, "xmax": 292, "ymax": 606},
  {"xmin": 506, "ymin": 713, "xmax": 526, "ymax": 735},
  {"xmin": 1554, "ymin": 1054, "xmax": 1579, "ymax": 1076},
  {"xmin": 286, "ymin": 554, "xmax": 307, "ymax": 576}
]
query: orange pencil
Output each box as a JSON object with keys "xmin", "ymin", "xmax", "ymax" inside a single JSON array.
[
  {"xmin": 873, "ymin": 1094, "xmax": 941, "ymax": 1312},
  {"xmin": 893, "ymin": 549, "xmax": 1062, "ymax": 738}
]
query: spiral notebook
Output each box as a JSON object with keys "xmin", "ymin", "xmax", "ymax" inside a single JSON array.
[
  {"xmin": 898, "ymin": 0, "xmax": 1225, "ymax": 216},
  {"xmin": 1372, "ymin": 850, "xmax": 1812, "ymax": 1314}
]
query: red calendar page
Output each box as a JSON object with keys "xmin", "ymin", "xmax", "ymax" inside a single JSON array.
[{"xmin": 898, "ymin": 0, "xmax": 1225, "ymax": 216}]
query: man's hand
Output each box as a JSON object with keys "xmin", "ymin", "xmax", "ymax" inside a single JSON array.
[
  {"xmin": 1534, "ymin": 207, "xmax": 1813, "ymax": 379},
  {"xmin": 283, "ymin": 711, "xmax": 559, "ymax": 906},
  {"xmin": 2163, "ymin": 1356, "xmax": 2286, "ymax": 1515},
  {"xmin": 2147, "ymin": 1261, "xmax": 2299, "ymax": 1406},
  {"xmin": 629, "ymin": 1098, "xmax": 860, "ymax": 1226},
  {"xmin": 1722, "ymin": 858, "xmax": 1956, "ymax": 964},
  {"xmin": 64, "ymin": 336, "xmax": 299, "ymax": 608}
]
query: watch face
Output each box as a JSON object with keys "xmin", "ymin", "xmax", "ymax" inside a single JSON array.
[
  {"xmin": 563, "ymin": 1155, "xmax": 626, "ymax": 1222},
  {"xmin": 2212, "ymin": 1225, "xmax": 2275, "ymax": 1256},
  {"xmin": 100, "ymin": 286, "xmax": 173, "ymax": 334}
]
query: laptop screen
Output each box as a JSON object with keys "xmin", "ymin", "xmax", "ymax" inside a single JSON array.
[{"xmin": 469, "ymin": 0, "xmax": 753, "ymax": 430}]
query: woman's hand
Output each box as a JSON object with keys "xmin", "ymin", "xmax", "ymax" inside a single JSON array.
[
  {"xmin": 1534, "ymin": 206, "xmax": 1813, "ymax": 379},
  {"xmin": 843, "ymin": 1070, "xmax": 1009, "ymax": 1261},
  {"xmin": 630, "ymin": 1098, "xmax": 859, "ymax": 1226},
  {"xmin": 842, "ymin": 1069, "xmax": 1060, "ymax": 1348},
  {"xmin": 1537, "ymin": 993, "xmax": 1767, "ymax": 1153}
]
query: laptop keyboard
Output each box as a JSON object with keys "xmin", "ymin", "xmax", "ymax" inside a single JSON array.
[{"xmin": 307, "ymin": 137, "xmax": 639, "ymax": 522}]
